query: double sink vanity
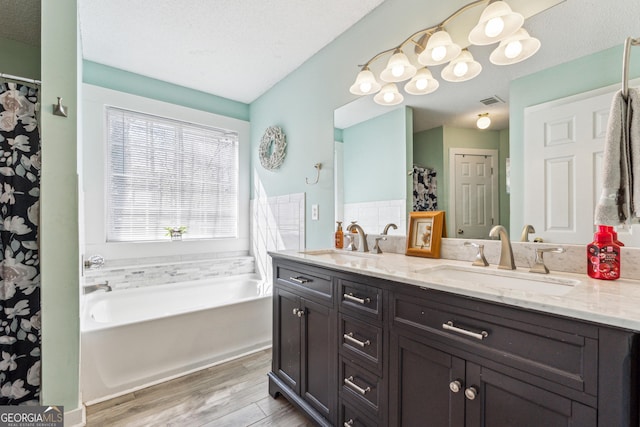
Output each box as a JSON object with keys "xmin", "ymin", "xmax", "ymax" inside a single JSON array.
[{"xmin": 267, "ymin": 246, "xmax": 640, "ymax": 426}]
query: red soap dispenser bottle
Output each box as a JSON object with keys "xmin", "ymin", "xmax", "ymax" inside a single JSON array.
[{"xmin": 587, "ymin": 225, "xmax": 621, "ymax": 280}]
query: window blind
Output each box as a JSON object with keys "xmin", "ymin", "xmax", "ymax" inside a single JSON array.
[{"xmin": 106, "ymin": 106, "xmax": 238, "ymax": 242}]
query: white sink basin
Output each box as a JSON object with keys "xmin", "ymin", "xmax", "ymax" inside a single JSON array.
[{"xmin": 416, "ymin": 265, "xmax": 580, "ymax": 296}]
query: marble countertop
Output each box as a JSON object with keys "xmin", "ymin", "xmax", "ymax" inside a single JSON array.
[{"xmin": 271, "ymin": 249, "xmax": 640, "ymax": 331}]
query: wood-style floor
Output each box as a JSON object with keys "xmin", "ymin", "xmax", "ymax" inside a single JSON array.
[{"xmin": 85, "ymin": 349, "xmax": 314, "ymax": 427}]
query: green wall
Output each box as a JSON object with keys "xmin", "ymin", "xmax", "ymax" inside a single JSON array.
[
  {"xmin": 40, "ymin": 0, "xmax": 80, "ymax": 411},
  {"xmin": 510, "ymin": 44, "xmax": 640, "ymax": 236},
  {"xmin": 83, "ymin": 61, "xmax": 249, "ymax": 121},
  {"xmin": 0, "ymin": 37, "xmax": 40, "ymax": 79},
  {"xmin": 342, "ymin": 107, "xmax": 411, "ymax": 204},
  {"xmin": 250, "ymin": 0, "xmax": 469, "ymax": 249},
  {"xmin": 414, "ymin": 126, "xmax": 444, "ymax": 197}
]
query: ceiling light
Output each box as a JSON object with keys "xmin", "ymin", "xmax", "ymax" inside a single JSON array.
[
  {"xmin": 380, "ymin": 49, "xmax": 417, "ymax": 82},
  {"xmin": 490, "ymin": 28, "xmax": 541, "ymax": 65},
  {"xmin": 404, "ymin": 68, "xmax": 440, "ymax": 95},
  {"xmin": 476, "ymin": 113, "xmax": 491, "ymax": 129},
  {"xmin": 349, "ymin": 66, "xmax": 381, "ymax": 95},
  {"xmin": 374, "ymin": 83, "xmax": 404, "ymax": 106},
  {"xmin": 441, "ymin": 50, "xmax": 482, "ymax": 82},
  {"xmin": 418, "ymin": 30, "xmax": 462, "ymax": 66},
  {"xmin": 468, "ymin": 1, "xmax": 524, "ymax": 45}
]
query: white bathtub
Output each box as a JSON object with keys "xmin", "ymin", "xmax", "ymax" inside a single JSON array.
[{"xmin": 80, "ymin": 274, "xmax": 272, "ymax": 404}]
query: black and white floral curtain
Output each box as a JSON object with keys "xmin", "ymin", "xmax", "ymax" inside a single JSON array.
[
  {"xmin": 0, "ymin": 82, "xmax": 41, "ymax": 404},
  {"xmin": 412, "ymin": 165, "xmax": 437, "ymax": 211}
]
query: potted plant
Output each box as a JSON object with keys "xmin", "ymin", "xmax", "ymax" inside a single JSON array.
[{"xmin": 165, "ymin": 226, "xmax": 187, "ymax": 241}]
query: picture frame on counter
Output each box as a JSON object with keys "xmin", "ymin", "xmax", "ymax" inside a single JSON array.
[{"xmin": 406, "ymin": 211, "xmax": 445, "ymax": 258}]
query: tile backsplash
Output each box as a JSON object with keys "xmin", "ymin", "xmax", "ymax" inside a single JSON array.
[
  {"xmin": 343, "ymin": 200, "xmax": 406, "ymax": 236},
  {"xmin": 83, "ymin": 252, "xmax": 255, "ymax": 291}
]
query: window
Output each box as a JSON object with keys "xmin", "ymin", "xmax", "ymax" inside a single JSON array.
[{"xmin": 106, "ymin": 106, "xmax": 238, "ymax": 242}]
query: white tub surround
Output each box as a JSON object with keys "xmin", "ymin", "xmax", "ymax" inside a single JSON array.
[
  {"xmin": 274, "ymin": 250, "xmax": 640, "ymax": 331},
  {"xmin": 81, "ymin": 274, "xmax": 271, "ymax": 404}
]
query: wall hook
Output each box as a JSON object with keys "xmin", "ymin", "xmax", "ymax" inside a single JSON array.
[
  {"xmin": 305, "ymin": 163, "xmax": 322, "ymax": 185},
  {"xmin": 53, "ymin": 97, "xmax": 68, "ymax": 117}
]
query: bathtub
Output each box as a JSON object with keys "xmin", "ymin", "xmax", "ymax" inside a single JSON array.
[{"xmin": 80, "ymin": 273, "xmax": 272, "ymax": 404}]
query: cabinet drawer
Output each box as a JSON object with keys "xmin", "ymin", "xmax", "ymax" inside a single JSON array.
[
  {"xmin": 340, "ymin": 400, "xmax": 378, "ymax": 427},
  {"xmin": 340, "ymin": 314, "xmax": 383, "ymax": 375},
  {"xmin": 392, "ymin": 292, "xmax": 598, "ymax": 395},
  {"xmin": 340, "ymin": 359, "xmax": 383, "ymax": 420},
  {"xmin": 339, "ymin": 279, "xmax": 383, "ymax": 321},
  {"xmin": 275, "ymin": 263, "xmax": 333, "ymax": 304}
]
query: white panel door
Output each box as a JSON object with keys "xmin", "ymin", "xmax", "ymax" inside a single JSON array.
[
  {"xmin": 524, "ymin": 88, "xmax": 640, "ymax": 246},
  {"xmin": 451, "ymin": 150, "xmax": 498, "ymax": 239}
]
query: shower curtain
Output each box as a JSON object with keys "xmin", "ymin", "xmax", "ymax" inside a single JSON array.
[
  {"xmin": 412, "ymin": 165, "xmax": 437, "ymax": 211},
  {"xmin": 0, "ymin": 82, "xmax": 41, "ymax": 404}
]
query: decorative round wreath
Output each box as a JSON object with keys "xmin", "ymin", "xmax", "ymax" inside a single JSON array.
[{"xmin": 259, "ymin": 126, "xmax": 287, "ymax": 170}]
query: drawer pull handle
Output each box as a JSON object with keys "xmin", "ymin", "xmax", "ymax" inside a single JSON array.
[
  {"xmin": 289, "ymin": 276, "xmax": 310, "ymax": 284},
  {"xmin": 292, "ymin": 308, "xmax": 305, "ymax": 317},
  {"xmin": 442, "ymin": 321, "xmax": 489, "ymax": 340},
  {"xmin": 343, "ymin": 332, "xmax": 371, "ymax": 348},
  {"xmin": 344, "ymin": 420, "xmax": 354, "ymax": 427},
  {"xmin": 344, "ymin": 376, "xmax": 371, "ymax": 395},
  {"xmin": 343, "ymin": 292, "xmax": 371, "ymax": 305}
]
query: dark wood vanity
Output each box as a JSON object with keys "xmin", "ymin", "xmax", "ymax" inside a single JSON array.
[{"xmin": 268, "ymin": 255, "xmax": 639, "ymax": 426}]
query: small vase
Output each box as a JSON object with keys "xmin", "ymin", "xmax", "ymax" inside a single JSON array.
[{"xmin": 170, "ymin": 231, "xmax": 183, "ymax": 241}]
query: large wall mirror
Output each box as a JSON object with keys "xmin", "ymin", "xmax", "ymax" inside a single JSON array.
[{"xmin": 335, "ymin": 0, "xmax": 640, "ymax": 246}]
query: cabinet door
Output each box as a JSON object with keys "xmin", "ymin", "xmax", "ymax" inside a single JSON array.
[
  {"xmin": 465, "ymin": 363, "xmax": 596, "ymax": 427},
  {"xmin": 273, "ymin": 287, "xmax": 301, "ymax": 394},
  {"xmin": 301, "ymin": 298, "xmax": 336, "ymax": 423},
  {"xmin": 389, "ymin": 333, "xmax": 465, "ymax": 427}
]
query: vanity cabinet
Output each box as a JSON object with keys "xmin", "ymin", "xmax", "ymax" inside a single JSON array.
[
  {"xmin": 268, "ymin": 256, "xmax": 639, "ymax": 427},
  {"xmin": 268, "ymin": 262, "xmax": 337, "ymax": 426}
]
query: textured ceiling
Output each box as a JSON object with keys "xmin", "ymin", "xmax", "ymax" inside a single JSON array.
[
  {"xmin": 78, "ymin": 0, "xmax": 386, "ymax": 103},
  {"xmin": 0, "ymin": 0, "xmax": 40, "ymax": 47}
]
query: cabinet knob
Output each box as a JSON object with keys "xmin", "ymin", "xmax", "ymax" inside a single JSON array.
[
  {"xmin": 292, "ymin": 308, "xmax": 305, "ymax": 317},
  {"xmin": 343, "ymin": 420, "xmax": 354, "ymax": 427},
  {"xmin": 465, "ymin": 386, "xmax": 478, "ymax": 400},
  {"xmin": 449, "ymin": 380, "xmax": 462, "ymax": 393}
]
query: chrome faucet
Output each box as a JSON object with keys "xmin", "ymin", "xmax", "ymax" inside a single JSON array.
[
  {"xmin": 346, "ymin": 223, "xmax": 369, "ymax": 253},
  {"xmin": 381, "ymin": 223, "xmax": 397, "ymax": 235},
  {"xmin": 520, "ymin": 224, "xmax": 535, "ymax": 242},
  {"xmin": 489, "ymin": 225, "xmax": 516, "ymax": 270},
  {"xmin": 83, "ymin": 281, "xmax": 112, "ymax": 294}
]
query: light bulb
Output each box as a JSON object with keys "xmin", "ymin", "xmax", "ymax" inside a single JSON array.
[
  {"xmin": 391, "ymin": 65, "xmax": 405, "ymax": 78},
  {"xmin": 485, "ymin": 16, "xmax": 505, "ymax": 38},
  {"xmin": 383, "ymin": 92, "xmax": 394, "ymax": 103},
  {"xmin": 415, "ymin": 79, "xmax": 428, "ymax": 90},
  {"xmin": 477, "ymin": 115, "xmax": 491, "ymax": 129},
  {"xmin": 431, "ymin": 46, "xmax": 447, "ymax": 62},
  {"xmin": 453, "ymin": 61, "xmax": 469, "ymax": 77},
  {"xmin": 359, "ymin": 82, "xmax": 372, "ymax": 93},
  {"xmin": 504, "ymin": 40, "xmax": 523, "ymax": 59}
]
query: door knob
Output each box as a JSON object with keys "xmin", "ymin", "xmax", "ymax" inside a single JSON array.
[
  {"xmin": 449, "ymin": 380, "xmax": 462, "ymax": 393},
  {"xmin": 465, "ymin": 386, "xmax": 478, "ymax": 400},
  {"xmin": 457, "ymin": 228, "xmax": 464, "ymax": 234}
]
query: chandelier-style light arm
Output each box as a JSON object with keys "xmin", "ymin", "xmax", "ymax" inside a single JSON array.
[{"xmin": 357, "ymin": 0, "xmax": 489, "ymax": 70}]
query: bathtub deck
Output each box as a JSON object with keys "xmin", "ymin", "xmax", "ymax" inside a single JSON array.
[{"xmin": 85, "ymin": 349, "xmax": 313, "ymax": 426}]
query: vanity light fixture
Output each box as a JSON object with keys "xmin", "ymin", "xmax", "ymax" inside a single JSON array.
[
  {"xmin": 476, "ymin": 113, "xmax": 491, "ymax": 129},
  {"xmin": 489, "ymin": 28, "xmax": 541, "ymax": 65},
  {"xmin": 374, "ymin": 83, "xmax": 404, "ymax": 106},
  {"xmin": 349, "ymin": 0, "xmax": 541, "ymax": 106},
  {"xmin": 405, "ymin": 68, "xmax": 440, "ymax": 95}
]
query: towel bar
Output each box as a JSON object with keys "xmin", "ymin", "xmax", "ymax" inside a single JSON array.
[{"xmin": 622, "ymin": 36, "xmax": 640, "ymax": 100}]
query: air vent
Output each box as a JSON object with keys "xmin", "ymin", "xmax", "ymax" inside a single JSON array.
[{"xmin": 479, "ymin": 95, "xmax": 505, "ymax": 106}]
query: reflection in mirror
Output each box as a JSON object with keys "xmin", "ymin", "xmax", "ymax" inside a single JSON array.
[{"xmin": 335, "ymin": 0, "xmax": 640, "ymax": 247}]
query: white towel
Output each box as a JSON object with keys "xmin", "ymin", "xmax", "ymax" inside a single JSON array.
[{"xmin": 594, "ymin": 88, "xmax": 640, "ymax": 224}]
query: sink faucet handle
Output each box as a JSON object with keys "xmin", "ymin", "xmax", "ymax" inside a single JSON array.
[
  {"xmin": 464, "ymin": 241, "xmax": 489, "ymax": 267},
  {"xmin": 530, "ymin": 247, "xmax": 566, "ymax": 274},
  {"xmin": 373, "ymin": 236, "xmax": 387, "ymax": 254},
  {"xmin": 344, "ymin": 234, "xmax": 357, "ymax": 251}
]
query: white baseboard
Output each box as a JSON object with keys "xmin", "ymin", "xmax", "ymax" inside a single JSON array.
[{"xmin": 65, "ymin": 405, "xmax": 86, "ymax": 427}]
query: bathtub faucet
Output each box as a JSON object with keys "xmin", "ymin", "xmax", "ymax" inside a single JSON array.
[{"xmin": 83, "ymin": 281, "xmax": 112, "ymax": 294}]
